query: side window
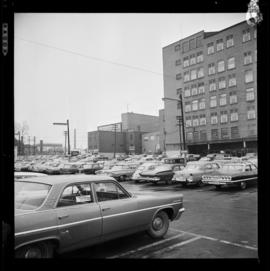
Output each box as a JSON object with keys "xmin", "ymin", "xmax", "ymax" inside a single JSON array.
[
  {"xmin": 94, "ymin": 182, "xmax": 129, "ymax": 202},
  {"xmin": 57, "ymin": 183, "xmax": 93, "ymax": 207}
]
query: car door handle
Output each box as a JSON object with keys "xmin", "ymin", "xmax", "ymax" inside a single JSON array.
[
  {"xmin": 102, "ymin": 207, "xmax": 111, "ymax": 211},
  {"xmin": 58, "ymin": 215, "xmax": 69, "ymax": 220}
]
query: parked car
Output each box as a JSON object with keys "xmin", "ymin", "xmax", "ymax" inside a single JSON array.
[
  {"xmin": 14, "ymin": 175, "xmax": 185, "ymax": 258},
  {"xmin": 202, "ymin": 162, "xmax": 258, "ymax": 190},
  {"xmin": 139, "ymin": 164, "xmax": 183, "ymax": 185},
  {"xmin": 80, "ymin": 163, "xmax": 104, "ymax": 174},
  {"xmin": 131, "ymin": 161, "xmax": 164, "ymax": 183},
  {"xmin": 172, "ymin": 161, "xmax": 222, "ymax": 187},
  {"xmin": 59, "ymin": 163, "xmax": 79, "ymax": 174},
  {"xmin": 164, "ymin": 157, "xmax": 186, "ymax": 168},
  {"xmin": 95, "ymin": 163, "xmax": 137, "ymax": 181},
  {"xmin": 42, "ymin": 162, "xmax": 63, "ymax": 175}
]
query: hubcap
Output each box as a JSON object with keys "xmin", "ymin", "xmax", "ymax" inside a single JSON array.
[
  {"xmin": 25, "ymin": 247, "xmax": 42, "ymax": 258},
  {"xmin": 153, "ymin": 217, "xmax": 163, "ymax": 230}
]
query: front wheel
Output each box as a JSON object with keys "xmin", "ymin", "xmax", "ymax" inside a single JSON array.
[
  {"xmin": 16, "ymin": 241, "xmax": 54, "ymax": 258},
  {"xmin": 147, "ymin": 211, "xmax": 169, "ymax": 239},
  {"xmin": 215, "ymin": 185, "xmax": 222, "ymax": 190}
]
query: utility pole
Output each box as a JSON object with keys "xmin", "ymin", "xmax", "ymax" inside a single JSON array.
[
  {"xmin": 28, "ymin": 136, "xmax": 31, "ymax": 156},
  {"xmin": 67, "ymin": 120, "xmax": 70, "ymax": 157},
  {"xmin": 64, "ymin": 131, "xmax": 67, "ymax": 155},
  {"xmin": 33, "ymin": 136, "xmax": 36, "ymax": 155},
  {"xmin": 179, "ymin": 92, "xmax": 186, "ymax": 151},
  {"xmin": 113, "ymin": 124, "xmax": 117, "ymax": 158}
]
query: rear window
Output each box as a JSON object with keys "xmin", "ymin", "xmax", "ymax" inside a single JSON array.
[{"xmin": 15, "ymin": 181, "xmax": 51, "ymax": 210}]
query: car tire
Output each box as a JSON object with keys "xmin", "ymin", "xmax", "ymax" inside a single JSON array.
[
  {"xmin": 147, "ymin": 211, "xmax": 169, "ymax": 239},
  {"xmin": 16, "ymin": 241, "xmax": 54, "ymax": 259},
  {"xmin": 165, "ymin": 177, "xmax": 173, "ymax": 185},
  {"xmin": 119, "ymin": 175, "xmax": 126, "ymax": 182},
  {"xmin": 215, "ymin": 185, "xmax": 221, "ymax": 190},
  {"xmin": 240, "ymin": 181, "xmax": 247, "ymax": 190},
  {"xmin": 197, "ymin": 180, "xmax": 203, "ymax": 187},
  {"xmin": 182, "ymin": 183, "xmax": 187, "ymax": 187}
]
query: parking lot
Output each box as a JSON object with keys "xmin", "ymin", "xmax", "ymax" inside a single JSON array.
[{"xmin": 59, "ymin": 180, "xmax": 258, "ymax": 259}]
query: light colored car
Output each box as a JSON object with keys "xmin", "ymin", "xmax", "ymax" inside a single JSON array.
[
  {"xmin": 131, "ymin": 162, "xmax": 163, "ymax": 183},
  {"xmin": 172, "ymin": 161, "xmax": 221, "ymax": 186},
  {"xmin": 15, "ymin": 175, "xmax": 185, "ymax": 258},
  {"xmin": 202, "ymin": 162, "xmax": 258, "ymax": 190}
]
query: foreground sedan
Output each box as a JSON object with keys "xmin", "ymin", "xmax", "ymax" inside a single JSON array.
[{"xmin": 15, "ymin": 175, "xmax": 184, "ymax": 258}]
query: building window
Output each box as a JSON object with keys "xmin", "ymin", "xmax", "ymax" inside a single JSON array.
[
  {"xmin": 198, "ymin": 82, "xmax": 205, "ymax": 94},
  {"xmin": 217, "ymin": 60, "xmax": 225, "ymax": 73},
  {"xmin": 230, "ymin": 109, "xmax": 238, "ymax": 122},
  {"xmin": 247, "ymin": 106, "xmax": 256, "ymax": 120},
  {"xmin": 197, "ymin": 51, "xmax": 204, "ymax": 63},
  {"xmin": 190, "ymin": 54, "xmax": 196, "ymax": 65},
  {"xmin": 192, "ymin": 117, "xmax": 199, "ymax": 127},
  {"xmin": 185, "ymin": 102, "xmax": 191, "ymax": 112},
  {"xmin": 229, "ymin": 92, "xmax": 238, "ymax": 104},
  {"xmin": 184, "ymin": 87, "xmax": 191, "ymax": 97},
  {"xmin": 183, "ymin": 56, "xmax": 189, "ymax": 67},
  {"xmin": 199, "ymin": 98, "xmax": 206, "ymax": 110},
  {"xmin": 227, "ymin": 57, "xmax": 236, "ymax": 70},
  {"xmin": 242, "ymin": 29, "xmax": 251, "ymax": 42},
  {"xmin": 189, "ymin": 38, "xmax": 196, "ymax": 50},
  {"xmin": 244, "ymin": 52, "xmax": 253, "ymax": 65},
  {"xmin": 182, "ymin": 41, "xmax": 189, "ymax": 53},
  {"xmin": 216, "ymin": 39, "xmax": 224, "ymax": 51},
  {"xmin": 186, "ymin": 117, "xmax": 192, "ymax": 127},
  {"xmin": 211, "ymin": 129, "xmax": 219, "ymax": 140},
  {"xmin": 192, "ymin": 100, "xmax": 198, "ymax": 111},
  {"xmin": 190, "ymin": 69, "xmax": 197, "ymax": 80},
  {"xmin": 210, "ymin": 96, "xmax": 217, "ymax": 108},
  {"xmin": 231, "ymin": 126, "xmax": 239, "ymax": 139},
  {"xmin": 176, "ymin": 73, "xmax": 182, "ymax": 80},
  {"xmin": 245, "ymin": 70, "xmax": 254, "ymax": 83},
  {"xmin": 228, "ymin": 74, "xmax": 237, "ymax": 87},
  {"xmin": 246, "ymin": 87, "xmax": 255, "ymax": 101},
  {"xmin": 219, "ymin": 93, "xmax": 227, "ymax": 106},
  {"xmin": 200, "ymin": 130, "xmax": 207, "ymax": 141},
  {"xmin": 199, "ymin": 114, "xmax": 206, "ymax": 125},
  {"xmin": 187, "ymin": 132, "xmax": 193, "ymax": 141},
  {"xmin": 175, "ymin": 44, "xmax": 180, "ymax": 51},
  {"xmin": 221, "ymin": 127, "xmax": 229, "ymax": 139},
  {"xmin": 220, "ymin": 111, "xmax": 228, "ymax": 123},
  {"xmin": 184, "ymin": 71, "xmax": 190, "ymax": 82},
  {"xmin": 144, "ymin": 137, "xmax": 149, "ymax": 141},
  {"xmin": 191, "ymin": 85, "xmax": 198, "ymax": 96},
  {"xmin": 176, "ymin": 88, "xmax": 182, "ymax": 95},
  {"xmin": 197, "ymin": 67, "xmax": 204, "ymax": 78},
  {"xmin": 209, "ymin": 79, "xmax": 216, "ymax": 92},
  {"xmin": 207, "ymin": 42, "xmax": 214, "ymax": 55},
  {"xmin": 208, "ymin": 63, "xmax": 215, "ymax": 75},
  {"xmin": 150, "ymin": 135, "xmax": 155, "ymax": 140},
  {"xmin": 210, "ymin": 112, "xmax": 218, "ymax": 124},
  {"xmin": 218, "ymin": 77, "xmax": 226, "ymax": 89},
  {"xmin": 226, "ymin": 34, "xmax": 234, "ymax": 48},
  {"xmin": 196, "ymin": 36, "xmax": 203, "ymax": 48},
  {"xmin": 175, "ymin": 59, "xmax": 181, "ymax": 66}
]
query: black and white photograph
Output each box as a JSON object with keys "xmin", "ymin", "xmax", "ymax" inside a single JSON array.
[{"xmin": 2, "ymin": 1, "xmax": 269, "ymax": 264}]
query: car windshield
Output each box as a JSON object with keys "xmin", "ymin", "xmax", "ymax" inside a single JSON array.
[
  {"xmin": 15, "ymin": 181, "xmax": 51, "ymax": 210},
  {"xmin": 111, "ymin": 165, "xmax": 128, "ymax": 170},
  {"xmin": 154, "ymin": 165, "xmax": 172, "ymax": 171},
  {"xmin": 222, "ymin": 164, "xmax": 244, "ymax": 171}
]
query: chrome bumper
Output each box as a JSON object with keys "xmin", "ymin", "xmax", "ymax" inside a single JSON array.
[{"xmin": 174, "ymin": 207, "xmax": 185, "ymax": 220}]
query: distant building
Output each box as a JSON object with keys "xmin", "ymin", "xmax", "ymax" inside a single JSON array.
[
  {"xmin": 142, "ymin": 131, "xmax": 161, "ymax": 154},
  {"xmin": 36, "ymin": 143, "xmax": 63, "ymax": 154},
  {"xmin": 162, "ymin": 20, "xmax": 257, "ymax": 155}
]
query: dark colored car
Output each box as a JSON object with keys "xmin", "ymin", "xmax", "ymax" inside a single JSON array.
[
  {"xmin": 80, "ymin": 163, "xmax": 104, "ymax": 174},
  {"xmin": 59, "ymin": 163, "xmax": 79, "ymax": 174},
  {"xmin": 202, "ymin": 162, "xmax": 257, "ymax": 190},
  {"xmin": 139, "ymin": 164, "xmax": 183, "ymax": 185}
]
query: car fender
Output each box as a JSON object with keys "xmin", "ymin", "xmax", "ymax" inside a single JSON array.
[
  {"xmin": 15, "ymin": 235, "xmax": 61, "ymax": 251},
  {"xmin": 151, "ymin": 206, "xmax": 175, "ymax": 222}
]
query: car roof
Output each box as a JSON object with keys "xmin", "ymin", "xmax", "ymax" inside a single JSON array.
[{"xmin": 15, "ymin": 174, "xmax": 116, "ymax": 185}]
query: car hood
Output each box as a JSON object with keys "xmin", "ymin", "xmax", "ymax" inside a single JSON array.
[{"xmin": 140, "ymin": 169, "xmax": 171, "ymax": 176}]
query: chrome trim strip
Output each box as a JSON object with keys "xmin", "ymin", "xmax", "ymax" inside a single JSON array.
[
  {"xmin": 15, "ymin": 202, "xmax": 182, "ymax": 237},
  {"xmin": 205, "ymin": 176, "xmax": 257, "ymax": 183}
]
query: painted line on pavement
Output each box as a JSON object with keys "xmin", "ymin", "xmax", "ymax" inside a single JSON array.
[
  {"xmin": 107, "ymin": 232, "xmax": 186, "ymax": 259},
  {"xmin": 170, "ymin": 228, "xmax": 257, "ymax": 251},
  {"xmin": 142, "ymin": 236, "xmax": 201, "ymax": 258}
]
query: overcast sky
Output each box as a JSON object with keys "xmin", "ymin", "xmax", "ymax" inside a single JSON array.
[{"xmin": 15, "ymin": 13, "xmax": 245, "ymax": 149}]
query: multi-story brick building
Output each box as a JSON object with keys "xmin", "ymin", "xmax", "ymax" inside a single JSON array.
[{"xmin": 162, "ymin": 20, "xmax": 257, "ymax": 155}]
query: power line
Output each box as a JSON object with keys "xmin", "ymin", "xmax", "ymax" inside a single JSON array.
[{"xmin": 15, "ymin": 36, "xmax": 176, "ymax": 80}]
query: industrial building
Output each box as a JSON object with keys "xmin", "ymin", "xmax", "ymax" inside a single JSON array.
[{"xmin": 162, "ymin": 20, "xmax": 257, "ymax": 155}]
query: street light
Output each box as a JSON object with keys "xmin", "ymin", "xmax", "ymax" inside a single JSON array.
[
  {"xmin": 162, "ymin": 94, "xmax": 186, "ymax": 153},
  {"xmin": 53, "ymin": 120, "xmax": 70, "ymax": 157}
]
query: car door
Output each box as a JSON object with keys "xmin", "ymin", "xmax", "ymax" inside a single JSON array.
[
  {"xmin": 56, "ymin": 182, "xmax": 102, "ymax": 250},
  {"xmin": 93, "ymin": 181, "xmax": 139, "ymax": 241}
]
